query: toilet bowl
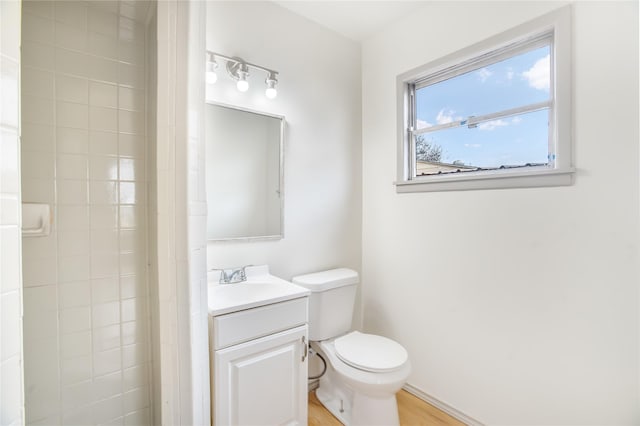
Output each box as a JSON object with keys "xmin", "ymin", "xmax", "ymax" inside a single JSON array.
[{"xmin": 292, "ymin": 269, "xmax": 411, "ymax": 426}]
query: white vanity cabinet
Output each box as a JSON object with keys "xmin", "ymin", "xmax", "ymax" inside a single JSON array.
[{"xmin": 209, "ymin": 296, "xmax": 309, "ymax": 426}]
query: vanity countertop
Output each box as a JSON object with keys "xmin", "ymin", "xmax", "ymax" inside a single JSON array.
[{"xmin": 208, "ymin": 265, "xmax": 310, "ymax": 316}]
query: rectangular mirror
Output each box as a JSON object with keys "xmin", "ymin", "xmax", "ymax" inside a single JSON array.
[{"xmin": 205, "ymin": 102, "xmax": 284, "ymax": 241}]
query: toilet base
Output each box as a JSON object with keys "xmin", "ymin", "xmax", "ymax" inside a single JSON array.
[{"xmin": 314, "ymin": 354, "xmax": 401, "ymax": 426}]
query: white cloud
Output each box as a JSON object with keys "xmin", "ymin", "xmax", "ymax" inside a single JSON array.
[
  {"xmin": 476, "ymin": 67, "xmax": 493, "ymax": 82},
  {"xmin": 464, "ymin": 143, "xmax": 481, "ymax": 148},
  {"xmin": 511, "ymin": 116, "xmax": 523, "ymax": 125},
  {"xmin": 436, "ymin": 109, "xmax": 456, "ymax": 124},
  {"xmin": 522, "ymin": 54, "xmax": 550, "ymax": 91},
  {"xmin": 416, "ymin": 119, "xmax": 432, "ymax": 129},
  {"xmin": 478, "ymin": 119, "xmax": 509, "ymax": 131}
]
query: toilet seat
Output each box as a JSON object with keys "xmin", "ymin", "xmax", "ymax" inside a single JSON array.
[{"xmin": 334, "ymin": 331, "xmax": 408, "ymax": 373}]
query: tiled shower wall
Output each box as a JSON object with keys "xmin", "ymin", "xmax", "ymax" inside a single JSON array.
[
  {"xmin": 20, "ymin": 1, "xmax": 152, "ymax": 424},
  {"xmin": 1, "ymin": 1, "xmax": 25, "ymax": 424}
]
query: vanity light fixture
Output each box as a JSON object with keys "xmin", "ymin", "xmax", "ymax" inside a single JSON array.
[{"xmin": 206, "ymin": 50, "xmax": 279, "ymax": 99}]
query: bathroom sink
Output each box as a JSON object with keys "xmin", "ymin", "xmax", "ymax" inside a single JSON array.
[{"xmin": 208, "ymin": 265, "xmax": 309, "ymax": 316}]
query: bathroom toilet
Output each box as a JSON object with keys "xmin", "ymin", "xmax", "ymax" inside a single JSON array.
[{"xmin": 292, "ymin": 268, "xmax": 411, "ymax": 426}]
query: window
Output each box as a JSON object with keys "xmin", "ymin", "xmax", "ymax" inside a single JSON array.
[{"xmin": 396, "ymin": 7, "xmax": 573, "ymax": 192}]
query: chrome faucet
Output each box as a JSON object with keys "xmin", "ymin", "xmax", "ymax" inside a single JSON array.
[{"xmin": 217, "ymin": 266, "xmax": 247, "ymax": 284}]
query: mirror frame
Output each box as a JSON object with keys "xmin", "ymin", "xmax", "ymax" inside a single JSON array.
[{"xmin": 205, "ymin": 101, "xmax": 285, "ymax": 242}]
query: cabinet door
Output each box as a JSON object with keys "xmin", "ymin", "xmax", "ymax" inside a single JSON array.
[{"xmin": 214, "ymin": 325, "xmax": 308, "ymax": 426}]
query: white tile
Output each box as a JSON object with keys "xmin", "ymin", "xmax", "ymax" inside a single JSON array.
[
  {"xmin": 23, "ymin": 290, "xmax": 58, "ymax": 341},
  {"xmin": 121, "ymin": 321, "xmax": 144, "ymax": 346},
  {"xmin": 23, "ymin": 1, "xmax": 54, "ymax": 20},
  {"xmin": 89, "ymin": 31, "xmax": 119, "ymax": 61},
  {"xmin": 123, "ymin": 386, "xmax": 149, "ymax": 413},
  {"xmin": 0, "ymin": 228, "xmax": 20, "ymax": 293},
  {"xmin": 55, "ymin": 21, "xmax": 88, "ymax": 52},
  {"xmin": 91, "ymin": 229, "xmax": 118, "ymax": 254},
  {"xmin": 90, "ymin": 131, "xmax": 118, "ymax": 156},
  {"xmin": 61, "ymin": 380, "xmax": 93, "ymax": 411},
  {"xmin": 60, "ymin": 331, "xmax": 91, "ymax": 358},
  {"xmin": 57, "ymin": 205, "xmax": 89, "ymax": 230},
  {"xmin": 88, "ymin": 7, "xmax": 118, "ymax": 38},
  {"xmin": 23, "ymin": 284, "xmax": 57, "ymax": 314},
  {"xmin": 118, "ymin": 205, "xmax": 139, "ymax": 229},
  {"xmin": 92, "ymin": 394, "xmax": 123, "ymax": 425},
  {"xmin": 57, "ymin": 101, "xmax": 88, "ymax": 129},
  {"xmin": 92, "ymin": 324, "xmax": 121, "ymax": 352},
  {"xmin": 56, "ymin": 179, "xmax": 88, "ymax": 205},
  {"xmin": 123, "ymin": 365, "xmax": 147, "ymax": 393},
  {"xmin": 118, "ymin": 110, "xmax": 143, "ymax": 135},
  {"xmin": 119, "ymin": 252, "xmax": 140, "ymax": 276},
  {"xmin": 61, "ymin": 404, "xmax": 93, "ymax": 426},
  {"xmin": 91, "ymin": 205, "xmax": 118, "ymax": 229},
  {"xmin": 22, "ymin": 11, "xmax": 54, "ymax": 44},
  {"xmin": 58, "ymin": 255, "xmax": 90, "ymax": 283},
  {"xmin": 25, "ymin": 383, "xmax": 60, "ymax": 422},
  {"xmin": 122, "ymin": 343, "xmax": 146, "ymax": 369},
  {"xmin": 58, "ymin": 280, "xmax": 90, "ymax": 308},
  {"xmin": 58, "ymin": 230, "xmax": 90, "ymax": 256},
  {"xmin": 90, "ymin": 181, "xmax": 118, "ymax": 205},
  {"xmin": 57, "ymin": 127, "xmax": 89, "ymax": 154},
  {"xmin": 22, "ymin": 40, "xmax": 55, "ymax": 69},
  {"xmin": 60, "ymin": 306, "xmax": 91, "ymax": 334},
  {"xmin": 118, "ymin": 182, "xmax": 138, "ymax": 204},
  {"xmin": 22, "ymin": 230, "xmax": 56, "ymax": 260},
  {"xmin": 118, "ymin": 134, "xmax": 144, "ymax": 158},
  {"xmin": 57, "ymin": 153, "xmax": 88, "ymax": 180},
  {"xmin": 22, "ymin": 123, "xmax": 55, "ymax": 152},
  {"xmin": 90, "ymin": 106, "xmax": 118, "ymax": 132},
  {"xmin": 23, "ymin": 337, "xmax": 58, "ymax": 390},
  {"xmin": 91, "ymin": 277, "xmax": 119, "ymax": 304},
  {"xmin": 89, "ymin": 56, "xmax": 119, "ymax": 83},
  {"xmin": 56, "ymin": 74, "xmax": 89, "ymax": 104},
  {"xmin": 92, "ymin": 371, "xmax": 122, "ymax": 400},
  {"xmin": 0, "ymin": 196, "xmax": 18, "ymax": 225},
  {"xmin": 91, "ymin": 252, "xmax": 119, "ymax": 279},
  {"xmin": 118, "ymin": 63, "xmax": 144, "ymax": 88},
  {"xmin": 22, "ymin": 178, "xmax": 55, "ymax": 203},
  {"xmin": 120, "ymin": 275, "xmax": 144, "ymax": 300},
  {"xmin": 60, "ymin": 355, "xmax": 92, "ymax": 385},
  {"xmin": 55, "ymin": 1, "xmax": 88, "ymax": 29},
  {"xmin": 21, "ymin": 66, "xmax": 55, "ymax": 99},
  {"xmin": 118, "ymin": 87, "xmax": 143, "ymax": 111},
  {"xmin": 1, "ymin": 292, "xmax": 21, "ymax": 361},
  {"xmin": 118, "ymin": 39, "xmax": 144, "ymax": 66},
  {"xmin": 90, "ymin": 81, "xmax": 118, "ymax": 108},
  {"xmin": 119, "ymin": 230, "xmax": 143, "ymax": 254},
  {"xmin": 1, "ymin": 128, "xmax": 20, "ymax": 193},
  {"xmin": 56, "ymin": 47, "xmax": 90, "ymax": 77},
  {"xmin": 124, "ymin": 408, "xmax": 149, "ymax": 426},
  {"xmin": 90, "ymin": 156, "xmax": 119, "ymax": 181},
  {"xmin": 22, "ymin": 95, "xmax": 54, "ymax": 125},
  {"xmin": 21, "ymin": 150, "xmax": 55, "ymax": 179},
  {"xmin": 93, "ymin": 347, "xmax": 122, "ymax": 376},
  {"xmin": 22, "ymin": 256, "xmax": 57, "ymax": 287},
  {"xmin": 103, "ymin": 415, "xmax": 125, "ymax": 426},
  {"xmin": 92, "ymin": 301, "xmax": 119, "ymax": 328}
]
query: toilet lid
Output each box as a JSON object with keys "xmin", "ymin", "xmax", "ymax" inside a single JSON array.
[{"xmin": 334, "ymin": 331, "xmax": 408, "ymax": 373}]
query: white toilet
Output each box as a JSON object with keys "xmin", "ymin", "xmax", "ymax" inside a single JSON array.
[{"xmin": 292, "ymin": 268, "xmax": 411, "ymax": 426}]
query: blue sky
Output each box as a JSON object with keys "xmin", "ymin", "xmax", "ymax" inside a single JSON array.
[{"xmin": 415, "ymin": 45, "xmax": 551, "ymax": 168}]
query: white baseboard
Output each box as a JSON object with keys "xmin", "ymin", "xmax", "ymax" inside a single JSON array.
[{"xmin": 402, "ymin": 383, "xmax": 484, "ymax": 426}]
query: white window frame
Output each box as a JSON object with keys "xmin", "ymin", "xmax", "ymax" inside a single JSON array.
[{"xmin": 396, "ymin": 6, "xmax": 573, "ymax": 193}]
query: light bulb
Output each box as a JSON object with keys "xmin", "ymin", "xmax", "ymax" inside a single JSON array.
[
  {"xmin": 265, "ymin": 87, "xmax": 277, "ymax": 99},
  {"xmin": 237, "ymin": 79, "xmax": 249, "ymax": 92},
  {"xmin": 206, "ymin": 58, "xmax": 218, "ymax": 85},
  {"xmin": 265, "ymin": 73, "xmax": 278, "ymax": 99}
]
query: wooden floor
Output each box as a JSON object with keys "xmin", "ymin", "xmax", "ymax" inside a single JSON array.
[{"xmin": 309, "ymin": 390, "xmax": 465, "ymax": 426}]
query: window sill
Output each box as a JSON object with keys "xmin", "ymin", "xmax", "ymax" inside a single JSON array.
[{"xmin": 395, "ymin": 167, "xmax": 575, "ymax": 193}]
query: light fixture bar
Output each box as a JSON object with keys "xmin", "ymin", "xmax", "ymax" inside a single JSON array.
[{"xmin": 207, "ymin": 51, "xmax": 279, "ymax": 78}]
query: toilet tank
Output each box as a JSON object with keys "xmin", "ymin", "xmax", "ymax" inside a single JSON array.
[{"xmin": 292, "ymin": 268, "xmax": 359, "ymax": 341}]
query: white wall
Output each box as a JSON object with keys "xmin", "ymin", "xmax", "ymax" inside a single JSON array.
[
  {"xmin": 205, "ymin": 1, "xmax": 362, "ymax": 287},
  {"xmin": 0, "ymin": 1, "xmax": 24, "ymax": 424},
  {"xmin": 19, "ymin": 1, "xmax": 152, "ymax": 423},
  {"xmin": 361, "ymin": 1, "xmax": 639, "ymax": 424}
]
